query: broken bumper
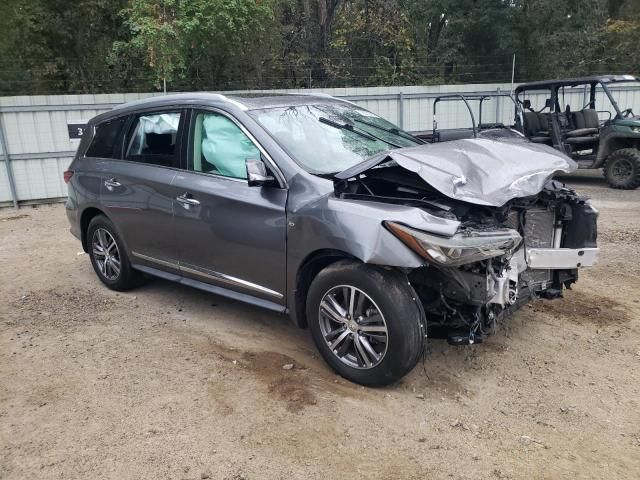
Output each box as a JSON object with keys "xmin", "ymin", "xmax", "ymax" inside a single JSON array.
[{"xmin": 526, "ymin": 247, "xmax": 599, "ymax": 269}]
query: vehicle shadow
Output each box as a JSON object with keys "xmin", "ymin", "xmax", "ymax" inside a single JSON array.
[{"xmin": 132, "ymin": 275, "xmax": 318, "ymax": 359}]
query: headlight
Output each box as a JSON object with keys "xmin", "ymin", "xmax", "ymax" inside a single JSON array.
[
  {"xmin": 385, "ymin": 221, "xmax": 522, "ymax": 266},
  {"xmin": 631, "ymin": 126, "xmax": 640, "ymax": 134}
]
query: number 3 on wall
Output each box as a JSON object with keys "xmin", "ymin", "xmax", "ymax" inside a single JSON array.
[{"xmin": 67, "ymin": 123, "xmax": 88, "ymax": 140}]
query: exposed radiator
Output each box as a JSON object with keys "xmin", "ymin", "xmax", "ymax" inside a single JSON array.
[
  {"xmin": 523, "ymin": 208, "xmax": 555, "ymax": 248},
  {"xmin": 521, "ymin": 208, "xmax": 555, "ymax": 287}
]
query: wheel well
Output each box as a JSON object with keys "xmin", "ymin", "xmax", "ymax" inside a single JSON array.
[
  {"xmin": 600, "ymin": 137, "xmax": 640, "ymax": 162},
  {"xmin": 80, "ymin": 207, "xmax": 106, "ymax": 252},
  {"xmin": 294, "ymin": 249, "xmax": 357, "ymax": 328}
]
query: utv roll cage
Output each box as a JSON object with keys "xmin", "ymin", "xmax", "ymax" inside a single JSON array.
[
  {"xmin": 413, "ymin": 92, "xmax": 521, "ymax": 143},
  {"xmin": 514, "ymin": 75, "xmax": 638, "ymax": 119}
]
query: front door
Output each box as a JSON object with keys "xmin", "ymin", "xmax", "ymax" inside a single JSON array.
[
  {"xmin": 172, "ymin": 109, "xmax": 287, "ymax": 303},
  {"xmin": 100, "ymin": 109, "xmax": 186, "ymax": 272}
]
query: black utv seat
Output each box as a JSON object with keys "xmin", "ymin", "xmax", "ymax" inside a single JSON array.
[
  {"xmin": 523, "ymin": 111, "xmax": 552, "ymax": 144},
  {"xmin": 563, "ymin": 108, "xmax": 600, "ymax": 148},
  {"xmin": 565, "ymin": 135, "xmax": 599, "ymax": 145},
  {"xmin": 567, "ymin": 108, "xmax": 600, "ymax": 138}
]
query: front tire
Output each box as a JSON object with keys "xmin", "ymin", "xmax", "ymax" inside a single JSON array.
[
  {"xmin": 87, "ymin": 215, "xmax": 144, "ymax": 291},
  {"xmin": 603, "ymin": 148, "xmax": 640, "ymax": 190},
  {"xmin": 307, "ymin": 261, "xmax": 425, "ymax": 386}
]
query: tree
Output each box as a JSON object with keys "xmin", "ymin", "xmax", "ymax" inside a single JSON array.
[
  {"xmin": 402, "ymin": 0, "xmax": 525, "ymax": 83},
  {"xmin": 179, "ymin": 0, "xmax": 278, "ymax": 89},
  {"xmin": 0, "ymin": 0, "xmax": 638, "ymax": 95},
  {"xmin": 518, "ymin": 0, "xmax": 607, "ymax": 79},
  {"xmin": 600, "ymin": 0, "xmax": 640, "ymax": 75},
  {"xmin": 111, "ymin": 0, "xmax": 277, "ymax": 91},
  {"xmin": 112, "ymin": 0, "xmax": 182, "ymax": 90},
  {"xmin": 0, "ymin": 0, "xmax": 126, "ymax": 93},
  {"xmin": 329, "ymin": 0, "xmax": 415, "ymax": 86},
  {"xmin": 271, "ymin": 0, "xmax": 343, "ymax": 86}
]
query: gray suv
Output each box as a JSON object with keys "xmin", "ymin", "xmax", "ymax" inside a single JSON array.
[{"xmin": 64, "ymin": 93, "xmax": 599, "ymax": 386}]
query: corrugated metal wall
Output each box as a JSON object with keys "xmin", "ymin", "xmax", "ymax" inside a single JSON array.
[
  {"xmin": 0, "ymin": 93, "xmax": 163, "ymax": 205},
  {"xmin": 1, "ymin": 83, "xmax": 639, "ymax": 206}
]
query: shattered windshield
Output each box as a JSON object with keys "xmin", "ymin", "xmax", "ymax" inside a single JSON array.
[{"xmin": 248, "ymin": 103, "xmax": 420, "ymax": 174}]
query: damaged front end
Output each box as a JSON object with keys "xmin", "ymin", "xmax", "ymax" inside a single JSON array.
[{"xmin": 334, "ymin": 139, "xmax": 599, "ymax": 344}]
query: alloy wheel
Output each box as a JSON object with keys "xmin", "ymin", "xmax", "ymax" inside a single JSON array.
[
  {"xmin": 92, "ymin": 228, "xmax": 121, "ymax": 281},
  {"xmin": 318, "ymin": 285, "xmax": 388, "ymax": 369}
]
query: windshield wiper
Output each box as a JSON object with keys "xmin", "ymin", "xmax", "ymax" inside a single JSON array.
[
  {"xmin": 318, "ymin": 117, "xmax": 403, "ymax": 149},
  {"xmin": 352, "ymin": 118, "xmax": 425, "ymax": 144}
]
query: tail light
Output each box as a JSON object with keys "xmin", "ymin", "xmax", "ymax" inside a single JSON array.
[{"xmin": 63, "ymin": 170, "xmax": 74, "ymax": 184}]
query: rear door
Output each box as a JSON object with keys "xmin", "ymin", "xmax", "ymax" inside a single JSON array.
[
  {"xmin": 100, "ymin": 109, "xmax": 186, "ymax": 272},
  {"xmin": 76, "ymin": 116, "xmax": 128, "ymax": 210},
  {"xmin": 172, "ymin": 108, "xmax": 288, "ymax": 303}
]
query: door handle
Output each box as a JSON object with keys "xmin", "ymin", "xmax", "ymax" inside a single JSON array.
[
  {"xmin": 176, "ymin": 193, "xmax": 200, "ymax": 208},
  {"xmin": 104, "ymin": 178, "xmax": 121, "ymax": 190}
]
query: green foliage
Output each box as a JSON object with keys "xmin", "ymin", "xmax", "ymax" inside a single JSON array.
[
  {"xmin": 0, "ymin": 0, "xmax": 127, "ymax": 93},
  {"xmin": 0, "ymin": 0, "xmax": 638, "ymax": 94},
  {"xmin": 402, "ymin": 0, "xmax": 525, "ymax": 83},
  {"xmin": 601, "ymin": 1, "xmax": 640, "ymax": 75},
  {"xmin": 178, "ymin": 0, "xmax": 277, "ymax": 89},
  {"xmin": 115, "ymin": 0, "xmax": 183, "ymax": 87},
  {"xmin": 517, "ymin": 0, "xmax": 608, "ymax": 79},
  {"xmin": 329, "ymin": 0, "xmax": 416, "ymax": 86},
  {"xmin": 110, "ymin": 0, "xmax": 275, "ymax": 89}
]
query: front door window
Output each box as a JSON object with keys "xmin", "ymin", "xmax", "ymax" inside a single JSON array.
[{"xmin": 191, "ymin": 111, "xmax": 260, "ymax": 179}]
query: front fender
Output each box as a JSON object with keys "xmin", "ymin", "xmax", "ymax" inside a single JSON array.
[
  {"xmin": 289, "ymin": 195, "xmax": 460, "ymax": 270},
  {"xmin": 285, "ymin": 185, "xmax": 461, "ymax": 324},
  {"xmin": 596, "ymin": 126, "xmax": 640, "ymax": 166}
]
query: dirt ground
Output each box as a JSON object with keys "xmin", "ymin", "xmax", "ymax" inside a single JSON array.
[{"xmin": 1, "ymin": 170, "xmax": 639, "ymax": 480}]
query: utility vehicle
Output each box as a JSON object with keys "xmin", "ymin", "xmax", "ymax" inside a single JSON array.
[{"xmin": 515, "ymin": 75, "xmax": 640, "ymax": 189}]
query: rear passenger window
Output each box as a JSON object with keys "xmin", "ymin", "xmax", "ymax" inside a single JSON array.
[
  {"xmin": 85, "ymin": 117, "xmax": 126, "ymax": 158},
  {"xmin": 125, "ymin": 112, "xmax": 181, "ymax": 167}
]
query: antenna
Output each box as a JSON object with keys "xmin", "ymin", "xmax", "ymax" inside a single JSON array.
[{"xmin": 511, "ymin": 54, "xmax": 516, "ymax": 95}]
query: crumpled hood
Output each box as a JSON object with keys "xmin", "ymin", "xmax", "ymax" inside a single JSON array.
[{"xmin": 336, "ymin": 138, "xmax": 577, "ymax": 207}]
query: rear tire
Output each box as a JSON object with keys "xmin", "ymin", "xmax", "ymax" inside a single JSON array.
[
  {"xmin": 307, "ymin": 260, "xmax": 425, "ymax": 386},
  {"xmin": 603, "ymin": 148, "xmax": 640, "ymax": 190},
  {"xmin": 87, "ymin": 215, "xmax": 144, "ymax": 291}
]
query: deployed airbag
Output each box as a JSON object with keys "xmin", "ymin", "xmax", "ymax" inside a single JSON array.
[{"xmin": 201, "ymin": 114, "xmax": 260, "ymax": 178}]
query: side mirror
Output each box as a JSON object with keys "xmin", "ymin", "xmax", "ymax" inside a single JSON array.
[
  {"xmin": 246, "ymin": 158, "xmax": 275, "ymax": 187},
  {"xmin": 544, "ymin": 98, "xmax": 552, "ymax": 109}
]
